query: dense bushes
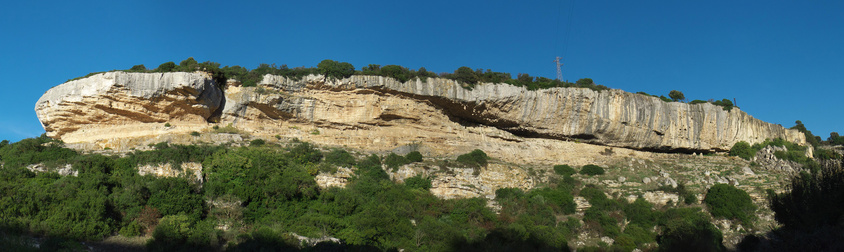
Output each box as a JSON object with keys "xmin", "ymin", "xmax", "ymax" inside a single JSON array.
[
  {"xmin": 770, "ymin": 168, "xmax": 844, "ymax": 231},
  {"xmin": 658, "ymin": 208, "xmax": 725, "ymax": 252},
  {"xmin": 73, "ymin": 57, "xmax": 607, "ymax": 92},
  {"xmin": 456, "ymin": 149, "xmax": 489, "ymax": 168},
  {"xmin": 704, "ymin": 184, "xmax": 756, "ymax": 224},
  {"xmin": 579, "ymin": 164, "xmax": 605, "ymax": 176},
  {"xmin": 553, "ymin": 164, "xmax": 576, "ymax": 176},
  {"xmin": 0, "ymin": 135, "xmax": 738, "ymax": 251},
  {"xmin": 317, "ymin": 59, "xmax": 355, "ymax": 79},
  {"xmin": 729, "ymin": 141, "xmax": 755, "ymax": 160}
]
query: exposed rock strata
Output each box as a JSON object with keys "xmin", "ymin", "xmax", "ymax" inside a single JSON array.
[
  {"xmin": 225, "ymin": 74, "xmax": 805, "ymax": 153},
  {"xmin": 35, "ymin": 72, "xmax": 222, "ymax": 142},
  {"xmin": 36, "ymin": 72, "xmax": 805, "ymax": 155}
]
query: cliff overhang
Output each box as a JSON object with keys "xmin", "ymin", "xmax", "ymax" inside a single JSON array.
[{"xmin": 35, "ymin": 71, "xmax": 806, "ymax": 155}]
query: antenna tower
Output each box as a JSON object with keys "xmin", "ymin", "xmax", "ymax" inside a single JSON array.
[{"xmin": 554, "ymin": 56, "xmax": 563, "ymax": 81}]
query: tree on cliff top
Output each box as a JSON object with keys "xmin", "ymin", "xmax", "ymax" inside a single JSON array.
[
  {"xmin": 317, "ymin": 59, "xmax": 355, "ymax": 79},
  {"xmin": 791, "ymin": 120, "xmax": 819, "ymax": 147},
  {"xmin": 669, "ymin": 90, "xmax": 685, "ymax": 102}
]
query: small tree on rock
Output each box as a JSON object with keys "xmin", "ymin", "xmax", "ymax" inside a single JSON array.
[{"xmin": 669, "ymin": 90, "xmax": 685, "ymax": 102}]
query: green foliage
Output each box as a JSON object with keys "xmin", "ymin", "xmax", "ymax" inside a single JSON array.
[
  {"xmin": 729, "ymin": 141, "xmax": 755, "ymax": 160},
  {"xmin": 657, "ymin": 208, "xmax": 725, "ymax": 252},
  {"xmin": 770, "ymin": 167, "xmax": 844, "ymax": 231},
  {"xmin": 553, "ymin": 164, "xmax": 576, "ymax": 176},
  {"xmin": 380, "ymin": 65, "xmax": 412, "ymax": 82},
  {"xmin": 285, "ymin": 142, "xmax": 323, "ymax": 164},
  {"xmin": 156, "ymin": 62, "xmax": 176, "ymax": 72},
  {"xmin": 147, "ymin": 215, "xmax": 220, "ymax": 251},
  {"xmin": 405, "ymin": 151, "xmax": 423, "ymax": 163},
  {"xmin": 584, "ymin": 208, "xmax": 620, "ymax": 237},
  {"xmin": 579, "ymin": 186, "xmax": 620, "ymax": 214},
  {"xmin": 828, "ymin": 132, "xmax": 844, "ymax": 145},
  {"xmin": 119, "ymin": 220, "xmax": 143, "ymax": 237},
  {"xmin": 129, "ymin": 64, "xmax": 147, "ymax": 71},
  {"xmin": 659, "ymin": 95, "xmax": 673, "ymax": 102},
  {"xmin": 249, "ymin": 139, "xmax": 264, "ymax": 146},
  {"xmin": 791, "ymin": 120, "xmax": 819, "ymax": 147},
  {"xmin": 579, "ymin": 164, "xmax": 605, "ymax": 176},
  {"xmin": 324, "ymin": 149, "xmax": 356, "ymax": 167},
  {"xmin": 711, "ymin": 99, "xmax": 734, "ymax": 111},
  {"xmin": 164, "ymin": 122, "xmax": 171, "ymax": 127},
  {"xmin": 576, "ymin": 78, "xmax": 594, "ymax": 86},
  {"xmin": 689, "ymin": 99, "xmax": 707, "ymax": 105},
  {"xmin": 317, "ymin": 59, "xmax": 355, "ymax": 79},
  {"xmin": 384, "ymin": 152, "xmax": 410, "ymax": 171},
  {"xmin": 189, "ymin": 131, "xmax": 200, "ymax": 137},
  {"xmin": 704, "ymin": 184, "xmax": 756, "ymax": 224},
  {"xmin": 529, "ymin": 187, "xmax": 576, "ymax": 214},
  {"xmin": 404, "ymin": 175, "xmax": 432, "ymax": 191},
  {"xmin": 624, "ymin": 198, "xmax": 658, "ymax": 228},
  {"xmin": 456, "ymin": 149, "xmax": 489, "ymax": 168},
  {"xmin": 453, "ymin": 66, "xmax": 479, "ymax": 87},
  {"xmin": 668, "ymin": 90, "xmax": 685, "ymax": 102}
]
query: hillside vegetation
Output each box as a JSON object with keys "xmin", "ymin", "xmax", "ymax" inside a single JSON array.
[{"xmin": 1, "ymin": 133, "xmax": 841, "ymax": 251}]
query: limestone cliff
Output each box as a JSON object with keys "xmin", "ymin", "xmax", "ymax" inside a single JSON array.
[
  {"xmin": 35, "ymin": 72, "xmax": 804, "ymax": 155},
  {"xmin": 224, "ymin": 74, "xmax": 805, "ymax": 153},
  {"xmin": 35, "ymin": 71, "xmax": 223, "ymax": 143}
]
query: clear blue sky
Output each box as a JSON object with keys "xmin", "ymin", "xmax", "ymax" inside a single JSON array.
[{"xmin": 2, "ymin": 0, "xmax": 842, "ymax": 143}]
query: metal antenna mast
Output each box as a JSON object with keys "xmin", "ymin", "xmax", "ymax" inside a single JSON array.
[{"xmin": 554, "ymin": 56, "xmax": 563, "ymax": 81}]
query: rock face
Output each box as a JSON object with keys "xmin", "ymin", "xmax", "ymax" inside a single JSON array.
[
  {"xmin": 36, "ymin": 72, "xmax": 805, "ymax": 154},
  {"xmin": 35, "ymin": 71, "xmax": 223, "ymax": 143}
]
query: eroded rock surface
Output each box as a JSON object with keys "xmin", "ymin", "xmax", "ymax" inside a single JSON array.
[
  {"xmin": 37, "ymin": 72, "xmax": 805, "ymax": 155},
  {"xmin": 35, "ymin": 71, "xmax": 222, "ymax": 143}
]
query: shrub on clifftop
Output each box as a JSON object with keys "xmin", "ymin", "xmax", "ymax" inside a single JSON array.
[{"xmin": 317, "ymin": 59, "xmax": 355, "ymax": 79}]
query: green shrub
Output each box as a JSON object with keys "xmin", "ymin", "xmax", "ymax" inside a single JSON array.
[
  {"xmin": 729, "ymin": 141, "xmax": 755, "ymax": 160},
  {"xmin": 624, "ymin": 197, "xmax": 658, "ymax": 228},
  {"xmin": 659, "ymin": 95, "xmax": 673, "ymax": 102},
  {"xmin": 658, "ymin": 208, "xmax": 725, "ymax": 252},
  {"xmin": 770, "ymin": 168, "xmax": 844, "ymax": 231},
  {"xmin": 712, "ymin": 99, "xmax": 734, "ymax": 111},
  {"xmin": 120, "ymin": 220, "xmax": 143, "ymax": 237},
  {"xmin": 579, "ymin": 186, "xmax": 618, "ymax": 211},
  {"xmin": 529, "ymin": 187, "xmax": 576, "ymax": 214},
  {"xmin": 404, "ymin": 175, "xmax": 432, "ymax": 190},
  {"xmin": 405, "ymin": 151, "xmax": 423, "ymax": 163},
  {"xmin": 668, "ymin": 90, "xmax": 685, "ymax": 102},
  {"xmin": 250, "ymin": 139, "xmax": 265, "ymax": 146},
  {"xmin": 190, "ymin": 131, "xmax": 200, "ymax": 137},
  {"xmin": 384, "ymin": 153, "xmax": 410, "ymax": 171},
  {"xmin": 285, "ymin": 142, "xmax": 323, "ymax": 164},
  {"xmin": 579, "ymin": 164, "xmax": 605, "ymax": 176},
  {"xmin": 324, "ymin": 149, "xmax": 356, "ymax": 167},
  {"xmin": 495, "ymin": 187, "xmax": 526, "ymax": 200},
  {"xmin": 317, "ymin": 59, "xmax": 355, "ymax": 79},
  {"xmin": 130, "ymin": 64, "xmax": 147, "ymax": 71},
  {"xmin": 553, "ymin": 164, "xmax": 576, "ymax": 176},
  {"xmin": 164, "ymin": 123, "xmax": 171, "ymax": 127},
  {"xmin": 584, "ymin": 208, "xmax": 620, "ymax": 237},
  {"xmin": 704, "ymin": 184, "xmax": 756, "ymax": 224},
  {"xmin": 689, "ymin": 99, "xmax": 707, "ymax": 105},
  {"xmin": 156, "ymin": 62, "xmax": 176, "ymax": 72},
  {"xmin": 456, "ymin": 149, "xmax": 489, "ymax": 167}
]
